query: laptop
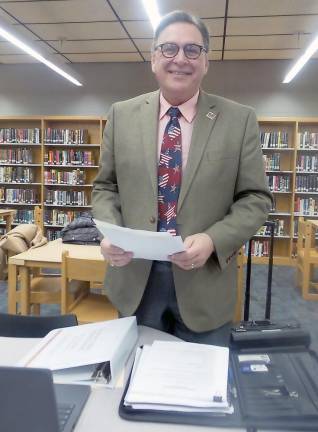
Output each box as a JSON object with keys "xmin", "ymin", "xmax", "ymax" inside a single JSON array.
[{"xmin": 0, "ymin": 366, "xmax": 91, "ymax": 432}]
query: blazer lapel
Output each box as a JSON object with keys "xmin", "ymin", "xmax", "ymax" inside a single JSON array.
[
  {"xmin": 139, "ymin": 90, "xmax": 160, "ymax": 196},
  {"xmin": 178, "ymin": 91, "xmax": 220, "ymax": 212}
]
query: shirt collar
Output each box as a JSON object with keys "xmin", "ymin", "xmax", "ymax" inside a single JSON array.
[{"xmin": 159, "ymin": 90, "xmax": 199, "ymax": 123}]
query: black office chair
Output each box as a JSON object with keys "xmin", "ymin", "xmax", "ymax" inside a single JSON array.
[{"xmin": 0, "ymin": 313, "xmax": 78, "ymax": 338}]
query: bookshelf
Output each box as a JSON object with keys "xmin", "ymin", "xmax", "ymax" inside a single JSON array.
[
  {"xmin": 255, "ymin": 118, "xmax": 318, "ymax": 265},
  {"xmin": 0, "ymin": 116, "xmax": 103, "ymax": 239},
  {"xmin": 1, "ymin": 115, "xmax": 317, "ymax": 266}
]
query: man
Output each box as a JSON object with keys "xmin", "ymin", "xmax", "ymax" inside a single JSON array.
[{"xmin": 92, "ymin": 10, "xmax": 272, "ymax": 345}]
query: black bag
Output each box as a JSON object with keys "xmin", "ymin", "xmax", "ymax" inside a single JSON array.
[{"xmin": 230, "ymin": 221, "xmax": 310, "ymax": 349}]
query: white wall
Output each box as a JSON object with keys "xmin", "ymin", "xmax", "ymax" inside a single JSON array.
[{"xmin": 0, "ymin": 59, "xmax": 317, "ymax": 117}]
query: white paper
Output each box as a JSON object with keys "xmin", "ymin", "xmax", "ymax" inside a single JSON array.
[
  {"xmin": 94, "ymin": 219, "xmax": 185, "ymax": 261},
  {"xmin": 124, "ymin": 340, "xmax": 230, "ymax": 410},
  {"xmin": 18, "ymin": 317, "xmax": 137, "ymax": 373}
]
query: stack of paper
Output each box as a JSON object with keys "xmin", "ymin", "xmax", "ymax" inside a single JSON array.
[{"xmin": 124, "ymin": 340, "xmax": 232, "ymax": 413}]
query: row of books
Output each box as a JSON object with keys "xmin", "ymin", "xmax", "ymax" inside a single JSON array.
[
  {"xmin": 294, "ymin": 197, "xmax": 318, "ymax": 215},
  {"xmin": 295, "ymin": 174, "xmax": 318, "ymax": 192},
  {"xmin": 45, "ymin": 190, "xmax": 88, "ymax": 206},
  {"xmin": 296, "ymin": 155, "xmax": 318, "ymax": 172},
  {"xmin": 44, "ymin": 128, "xmax": 89, "ymax": 144},
  {"xmin": 260, "ymin": 131, "xmax": 289, "ymax": 148},
  {"xmin": 44, "ymin": 169, "xmax": 86, "ymax": 185},
  {"xmin": 44, "ymin": 209, "xmax": 86, "ymax": 226},
  {"xmin": 256, "ymin": 220, "xmax": 286, "ymax": 237},
  {"xmin": 0, "ymin": 128, "xmax": 40, "ymax": 144},
  {"xmin": 267, "ymin": 174, "xmax": 291, "ymax": 192},
  {"xmin": 298, "ymin": 132, "xmax": 318, "ymax": 149},
  {"xmin": 46, "ymin": 229, "xmax": 62, "ymax": 241},
  {"xmin": 0, "ymin": 167, "xmax": 34, "ymax": 183},
  {"xmin": 263, "ymin": 153, "xmax": 281, "ymax": 171},
  {"xmin": 44, "ymin": 150, "xmax": 95, "ymax": 166},
  {"xmin": 0, "ymin": 188, "xmax": 38, "ymax": 203},
  {"xmin": 0, "ymin": 148, "xmax": 34, "ymax": 164},
  {"xmin": 244, "ymin": 240, "xmax": 271, "ymax": 257},
  {"xmin": 0, "ymin": 209, "xmax": 35, "ymax": 224}
]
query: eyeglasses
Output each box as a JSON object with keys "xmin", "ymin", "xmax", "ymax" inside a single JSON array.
[{"xmin": 155, "ymin": 43, "xmax": 207, "ymax": 60}]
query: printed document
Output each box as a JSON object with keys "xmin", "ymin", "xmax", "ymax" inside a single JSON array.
[
  {"xmin": 124, "ymin": 340, "xmax": 231, "ymax": 412},
  {"xmin": 94, "ymin": 219, "xmax": 185, "ymax": 261}
]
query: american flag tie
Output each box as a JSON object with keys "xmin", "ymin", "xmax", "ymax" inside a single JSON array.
[{"xmin": 158, "ymin": 107, "xmax": 182, "ymax": 236}]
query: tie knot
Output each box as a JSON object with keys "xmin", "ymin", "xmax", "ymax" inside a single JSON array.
[{"xmin": 167, "ymin": 107, "xmax": 181, "ymax": 119}]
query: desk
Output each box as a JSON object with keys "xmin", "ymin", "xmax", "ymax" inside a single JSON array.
[
  {"xmin": 0, "ymin": 326, "xmax": 243, "ymax": 432},
  {"xmin": 8, "ymin": 239, "xmax": 104, "ymax": 314},
  {"xmin": 0, "ymin": 208, "xmax": 15, "ymax": 232}
]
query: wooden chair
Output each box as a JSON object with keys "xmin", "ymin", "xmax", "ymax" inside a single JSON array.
[
  {"xmin": 296, "ymin": 218, "xmax": 318, "ymax": 300},
  {"xmin": 61, "ymin": 251, "xmax": 118, "ymax": 323},
  {"xmin": 0, "ymin": 312, "xmax": 78, "ymax": 338}
]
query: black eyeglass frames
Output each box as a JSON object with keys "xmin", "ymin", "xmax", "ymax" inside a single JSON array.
[{"xmin": 155, "ymin": 43, "xmax": 208, "ymax": 60}]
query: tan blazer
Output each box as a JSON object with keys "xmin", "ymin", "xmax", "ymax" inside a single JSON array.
[{"xmin": 92, "ymin": 90, "xmax": 272, "ymax": 332}]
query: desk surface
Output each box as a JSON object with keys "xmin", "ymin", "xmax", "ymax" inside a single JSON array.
[
  {"xmin": 0, "ymin": 326, "xmax": 243, "ymax": 432},
  {"xmin": 9, "ymin": 238, "xmax": 104, "ymax": 266}
]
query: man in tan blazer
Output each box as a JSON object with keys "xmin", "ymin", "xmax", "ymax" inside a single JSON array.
[{"xmin": 92, "ymin": 11, "xmax": 272, "ymax": 345}]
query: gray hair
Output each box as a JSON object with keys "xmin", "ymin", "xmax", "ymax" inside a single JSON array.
[{"xmin": 153, "ymin": 10, "xmax": 210, "ymax": 52}]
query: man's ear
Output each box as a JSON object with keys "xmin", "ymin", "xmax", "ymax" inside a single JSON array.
[
  {"xmin": 151, "ymin": 51, "xmax": 156, "ymax": 73},
  {"xmin": 204, "ymin": 55, "xmax": 209, "ymax": 74}
]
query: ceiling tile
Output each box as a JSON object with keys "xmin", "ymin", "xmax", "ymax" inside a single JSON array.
[
  {"xmin": 64, "ymin": 52, "xmax": 143, "ymax": 62},
  {"xmin": 49, "ymin": 39, "xmax": 136, "ymax": 53},
  {"xmin": 202, "ymin": 18, "xmax": 225, "ymax": 36},
  {"xmin": 25, "ymin": 22, "xmax": 126, "ymax": 41},
  {"xmin": 224, "ymin": 49, "xmax": 301, "ymax": 60},
  {"xmin": 0, "ymin": 0, "xmax": 116, "ymax": 23},
  {"xmin": 228, "ymin": 0, "xmax": 318, "ymax": 16},
  {"xmin": 0, "ymin": 40, "xmax": 55, "ymax": 55},
  {"xmin": 0, "ymin": 53, "xmax": 39, "ymax": 63},
  {"xmin": 226, "ymin": 34, "xmax": 312, "ymax": 50},
  {"xmin": 227, "ymin": 15, "xmax": 318, "ymax": 35},
  {"xmin": 124, "ymin": 20, "xmax": 154, "ymax": 38}
]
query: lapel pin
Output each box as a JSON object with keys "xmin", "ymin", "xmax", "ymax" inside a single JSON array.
[{"xmin": 206, "ymin": 111, "xmax": 216, "ymax": 120}]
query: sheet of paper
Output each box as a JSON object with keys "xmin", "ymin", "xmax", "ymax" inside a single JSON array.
[
  {"xmin": 94, "ymin": 219, "xmax": 185, "ymax": 261},
  {"xmin": 18, "ymin": 317, "xmax": 137, "ymax": 371},
  {"xmin": 124, "ymin": 340, "xmax": 229, "ymax": 409}
]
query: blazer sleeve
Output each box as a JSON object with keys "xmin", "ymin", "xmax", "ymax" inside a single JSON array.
[
  {"xmin": 206, "ymin": 109, "xmax": 273, "ymax": 270},
  {"xmin": 92, "ymin": 104, "xmax": 123, "ymax": 226}
]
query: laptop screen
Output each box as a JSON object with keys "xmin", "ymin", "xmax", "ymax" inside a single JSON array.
[{"xmin": 0, "ymin": 366, "xmax": 90, "ymax": 432}]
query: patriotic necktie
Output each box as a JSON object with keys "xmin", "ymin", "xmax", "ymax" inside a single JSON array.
[{"xmin": 158, "ymin": 107, "xmax": 182, "ymax": 236}]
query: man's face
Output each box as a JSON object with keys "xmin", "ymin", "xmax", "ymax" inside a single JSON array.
[{"xmin": 151, "ymin": 22, "xmax": 209, "ymax": 105}]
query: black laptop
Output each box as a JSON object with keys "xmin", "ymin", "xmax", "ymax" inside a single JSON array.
[{"xmin": 0, "ymin": 366, "xmax": 90, "ymax": 432}]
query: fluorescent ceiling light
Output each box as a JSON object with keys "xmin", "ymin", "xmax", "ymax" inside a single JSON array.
[
  {"xmin": 283, "ymin": 34, "xmax": 318, "ymax": 83},
  {"xmin": 142, "ymin": 0, "xmax": 161, "ymax": 30},
  {"xmin": 0, "ymin": 25, "xmax": 82, "ymax": 86}
]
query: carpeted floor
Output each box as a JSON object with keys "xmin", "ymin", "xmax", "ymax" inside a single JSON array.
[{"xmin": 0, "ymin": 264, "xmax": 317, "ymax": 353}]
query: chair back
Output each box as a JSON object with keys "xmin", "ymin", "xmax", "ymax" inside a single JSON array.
[
  {"xmin": 0, "ymin": 313, "xmax": 78, "ymax": 338},
  {"xmin": 62, "ymin": 250, "xmax": 107, "ymax": 283}
]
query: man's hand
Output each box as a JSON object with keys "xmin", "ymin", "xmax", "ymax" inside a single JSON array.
[
  {"xmin": 170, "ymin": 233, "xmax": 214, "ymax": 270},
  {"xmin": 100, "ymin": 238, "xmax": 133, "ymax": 267}
]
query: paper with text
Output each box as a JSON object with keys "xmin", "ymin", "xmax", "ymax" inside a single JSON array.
[
  {"xmin": 124, "ymin": 340, "xmax": 230, "ymax": 410},
  {"xmin": 94, "ymin": 219, "xmax": 185, "ymax": 261}
]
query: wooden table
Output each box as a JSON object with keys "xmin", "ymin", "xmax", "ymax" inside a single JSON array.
[
  {"xmin": 308, "ymin": 219, "xmax": 318, "ymax": 229},
  {"xmin": 0, "ymin": 208, "xmax": 16, "ymax": 232},
  {"xmin": 8, "ymin": 239, "xmax": 104, "ymax": 314}
]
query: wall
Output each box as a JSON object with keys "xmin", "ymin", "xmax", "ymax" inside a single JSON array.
[{"xmin": 0, "ymin": 59, "xmax": 317, "ymax": 117}]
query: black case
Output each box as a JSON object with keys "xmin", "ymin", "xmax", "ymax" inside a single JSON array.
[{"xmin": 119, "ymin": 222, "xmax": 318, "ymax": 430}]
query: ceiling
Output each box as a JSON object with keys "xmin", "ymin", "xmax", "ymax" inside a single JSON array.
[{"xmin": 0, "ymin": 0, "xmax": 318, "ymax": 64}]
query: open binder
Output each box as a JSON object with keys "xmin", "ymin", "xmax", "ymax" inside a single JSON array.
[{"xmin": 119, "ymin": 342, "xmax": 318, "ymax": 430}]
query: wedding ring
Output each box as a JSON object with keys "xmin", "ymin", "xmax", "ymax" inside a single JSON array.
[{"xmin": 191, "ymin": 263, "xmax": 195, "ymax": 269}]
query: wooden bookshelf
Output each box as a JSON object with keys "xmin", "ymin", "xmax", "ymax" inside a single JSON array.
[
  {"xmin": 0, "ymin": 116, "xmax": 103, "ymax": 239},
  {"xmin": 254, "ymin": 117, "xmax": 318, "ymax": 265},
  {"xmin": 1, "ymin": 115, "xmax": 317, "ymax": 266}
]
